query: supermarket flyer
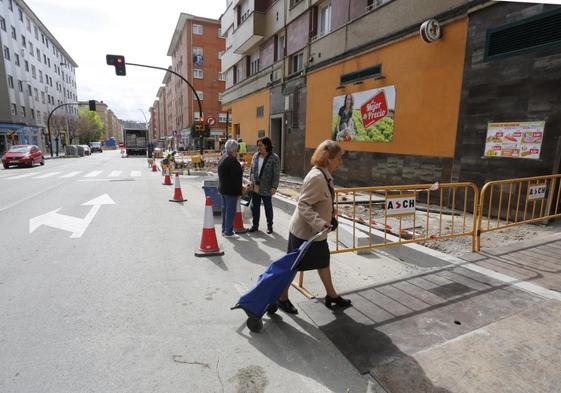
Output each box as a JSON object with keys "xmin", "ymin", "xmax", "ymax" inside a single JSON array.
[{"xmin": 483, "ymin": 121, "xmax": 545, "ymax": 159}]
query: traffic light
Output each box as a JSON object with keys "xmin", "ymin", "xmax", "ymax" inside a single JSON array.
[
  {"xmin": 88, "ymin": 100, "xmax": 96, "ymax": 111},
  {"xmin": 106, "ymin": 54, "xmax": 126, "ymax": 76}
]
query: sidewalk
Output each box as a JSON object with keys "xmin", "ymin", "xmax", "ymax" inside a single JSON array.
[{"xmin": 270, "ymin": 191, "xmax": 561, "ymax": 392}]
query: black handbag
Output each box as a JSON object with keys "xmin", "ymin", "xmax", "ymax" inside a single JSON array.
[{"xmin": 330, "ymin": 217, "xmax": 338, "ymax": 231}]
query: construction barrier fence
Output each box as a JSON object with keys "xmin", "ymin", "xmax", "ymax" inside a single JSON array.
[{"xmin": 291, "ymin": 175, "xmax": 561, "ymax": 298}]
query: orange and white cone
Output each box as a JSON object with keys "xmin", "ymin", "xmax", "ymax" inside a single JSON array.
[
  {"xmin": 152, "ymin": 162, "xmax": 158, "ymax": 172},
  {"xmin": 169, "ymin": 173, "xmax": 187, "ymax": 202},
  {"xmin": 162, "ymin": 169, "xmax": 172, "ymax": 185},
  {"xmin": 195, "ymin": 196, "xmax": 224, "ymax": 257},
  {"xmin": 233, "ymin": 197, "xmax": 247, "ymax": 234}
]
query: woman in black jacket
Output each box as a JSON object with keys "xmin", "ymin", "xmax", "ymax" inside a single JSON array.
[{"xmin": 218, "ymin": 139, "xmax": 243, "ymax": 238}]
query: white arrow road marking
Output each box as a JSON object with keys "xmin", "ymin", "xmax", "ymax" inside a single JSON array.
[
  {"xmin": 108, "ymin": 170, "xmax": 121, "ymax": 177},
  {"xmin": 84, "ymin": 170, "xmax": 102, "ymax": 178},
  {"xmin": 60, "ymin": 171, "xmax": 82, "ymax": 178},
  {"xmin": 130, "ymin": 171, "xmax": 141, "ymax": 177},
  {"xmin": 33, "ymin": 171, "xmax": 62, "ymax": 179},
  {"xmin": 29, "ymin": 194, "xmax": 116, "ymax": 238}
]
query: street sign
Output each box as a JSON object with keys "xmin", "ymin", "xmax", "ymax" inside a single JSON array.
[
  {"xmin": 528, "ymin": 184, "xmax": 547, "ymax": 200},
  {"xmin": 207, "ymin": 116, "xmax": 216, "ymax": 126}
]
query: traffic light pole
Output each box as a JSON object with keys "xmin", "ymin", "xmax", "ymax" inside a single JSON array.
[
  {"xmin": 124, "ymin": 63, "xmax": 202, "ymax": 126},
  {"xmin": 123, "ymin": 63, "xmax": 206, "ymax": 155}
]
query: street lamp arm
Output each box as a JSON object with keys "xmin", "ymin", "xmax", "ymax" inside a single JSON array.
[
  {"xmin": 47, "ymin": 101, "xmax": 80, "ymax": 158},
  {"xmin": 125, "ymin": 62, "xmax": 203, "ymax": 120}
]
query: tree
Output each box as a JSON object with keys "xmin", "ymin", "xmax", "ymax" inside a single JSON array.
[{"xmin": 75, "ymin": 107, "xmax": 105, "ymax": 143}]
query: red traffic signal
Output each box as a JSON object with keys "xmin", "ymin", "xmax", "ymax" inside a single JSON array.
[{"xmin": 106, "ymin": 54, "xmax": 126, "ymax": 76}]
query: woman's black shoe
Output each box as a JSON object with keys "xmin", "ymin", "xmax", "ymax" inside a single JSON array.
[
  {"xmin": 248, "ymin": 226, "xmax": 259, "ymax": 233},
  {"xmin": 278, "ymin": 299, "xmax": 298, "ymax": 314},
  {"xmin": 266, "ymin": 227, "xmax": 273, "ymax": 234},
  {"xmin": 325, "ymin": 295, "xmax": 352, "ymax": 309}
]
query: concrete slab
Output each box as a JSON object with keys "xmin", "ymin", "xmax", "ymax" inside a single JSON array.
[
  {"xmin": 459, "ymin": 232, "xmax": 561, "ymax": 293},
  {"xmin": 371, "ymin": 300, "xmax": 561, "ymax": 393},
  {"xmin": 299, "ymin": 266, "xmax": 543, "ymax": 375}
]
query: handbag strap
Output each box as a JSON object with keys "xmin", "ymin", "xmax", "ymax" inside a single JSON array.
[
  {"xmin": 315, "ymin": 166, "xmax": 335, "ymax": 215},
  {"xmin": 254, "ymin": 153, "xmax": 271, "ymax": 181}
]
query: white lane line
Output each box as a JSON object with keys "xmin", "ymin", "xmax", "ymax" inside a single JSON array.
[
  {"xmin": 33, "ymin": 171, "xmax": 62, "ymax": 179},
  {"xmin": 84, "ymin": 170, "xmax": 103, "ymax": 178},
  {"xmin": 60, "ymin": 171, "xmax": 82, "ymax": 178},
  {"xmin": 5, "ymin": 173, "xmax": 36, "ymax": 180},
  {"xmin": 108, "ymin": 170, "xmax": 121, "ymax": 177},
  {"xmin": 130, "ymin": 171, "xmax": 141, "ymax": 177}
]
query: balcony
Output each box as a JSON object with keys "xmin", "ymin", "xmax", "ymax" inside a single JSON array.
[{"xmin": 232, "ymin": 11, "xmax": 266, "ymax": 54}]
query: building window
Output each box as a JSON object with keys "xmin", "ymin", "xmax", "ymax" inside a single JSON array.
[
  {"xmin": 27, "ymin": 84, "xmax": 32, "ymax": 96},
  {"xmin": 194, "ymin": 112, "xmax": 203, "ymax": 121},
  {"xmin": 258, "ymin": 129, "xmax": 265, "ymax": 138},
  {"xmin": 218, "ymin": 72, "xmax": 226, "ymax": 81},
  {"xmin": 0, "ymin": 16, "xmax": 5, "ymax": 32},
  {"xmin": 15, "ymin": 54, "xmax": 20, "ymax": 66},
  {"xmin": 31, "ymin": 109, "xmax": 35, "ymax": 119},
  {"xmin": 256, "ymin": 106, "xmax": 264, "ymax": 118},
  {"xmin": 218, "ymin": 50, "xmax": 224, "ymax": 59},
  {"xmin": 17, "ymin": 80, "xmax": 23, "ymax": 92},
  {"xmin": 11, "ymin": 26, "xmax": 16, "ymax": 39},
  {"xmin": 290, "ymin": 0, "xmax": 303, "ymax": 7},
  {"xmin": 193, "ymin": 24, "xmax": 203, "ymax": 35},
  {"xmin": 11, "ymin": 104, "xmax": 17, "ymax": 116},
  {"xmin": 7, "ymin": 75, "xmax": 14, "ymax": 89},
  {"xmin": 21, "ymin": 34, "xmax": 26, "ymax": 47},
  {"xmin": 4, "ymin": 46, "xmax": 10, "ymax": 60},
  {"xmin": 318, "ymin": 2, "xmax": 332, "ymax": 37},
  {"xmin": 26, "ymin": 17, "xmax": 31, "ymax": 32},
  {"xmin": 36, "ymin": 48, "xmax": 40, "ymax": 58},
  {"xmin": 219, "ymin": 113, "xmax": 228, "ymax": 123},
  {"xmin": 276, "ymin": 33, "xmax": 285, "ymax": 61},
  {"xmin": 29, "ymin": 41, "xmax": 33, "ymax": 55},
  {"xmin": 250, "ymin": 57, "xmax": 260, "ymax": 76},
  {"xmin": 34, "ymin": 88, "xmax": 38, "ymax": 101},
  {"xmin": 25, "ymin": 60, "xmax": 29, "ymax": 71},
  {"xmin": 18, "ymin": 7, "xmax": 23, "ymax": 22},
  {"xmin": 291, "ymin": 52, "xmax": 304, "ymax": 74},
  {"xmin": 194, "ymin": 91, "xmax": 204, "ymax": 100},
  {"xmin": 193, "ymin": 68, "xmax": 203, "ymax": 79},
  {"xmin": 34, "ymin": 25, "xmax": 38, "ymax": 39},
  {"xmin": 21, "ymin": 106, "xmax": 26, "ymax": 117},
  {"xmin": 31, "ymin": 65, "xmax": 36, "ymax": 78}
]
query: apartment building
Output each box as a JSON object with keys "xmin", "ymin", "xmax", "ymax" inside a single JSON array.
[
  {"xmin": 156, "ymin": 13, "xmax": 226, "ymax": 150},
  {"xmin": 106, "ymin": 109, "xmax": 122, "ymax": 141},
  {"xmin": 221, "ymin": 0, "xmax": 561, "ymax": 189},
  {"xmin": 0, "ymin": 0, "xmax": 78, "ymax": 154}
]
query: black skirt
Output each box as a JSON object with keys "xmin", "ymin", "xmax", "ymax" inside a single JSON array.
[{"xmin": 287, "ymin": 232, "xmax": 330, "ymax": 271}]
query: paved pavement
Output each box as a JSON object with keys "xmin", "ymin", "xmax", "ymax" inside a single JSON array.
[{"xmin": 1, "ymin": 151, "xmax": 560, "ymax": 392}]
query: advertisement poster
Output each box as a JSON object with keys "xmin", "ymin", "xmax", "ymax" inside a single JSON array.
[
  {"xmin": 483, "ymin": 121, "xmax": 545, "ymax": 159},
  {"xmin": 331, "ymin": 85, "xmax": 396, "ymax": 143}
]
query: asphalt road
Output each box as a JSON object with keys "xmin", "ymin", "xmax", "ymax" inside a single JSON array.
[{"xmin": 0, "ymin": 151, "xmax": 376, "ymax": 393}]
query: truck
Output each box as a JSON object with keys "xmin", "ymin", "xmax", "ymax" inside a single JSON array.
[{"xmin": 123, "ymin": 128, "xmax": 148, "ymax": 156}]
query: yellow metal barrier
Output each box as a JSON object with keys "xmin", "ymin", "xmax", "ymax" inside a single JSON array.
[
  {"xmin": 475, "ymin": 174, "xmax": 561, "ymax": 251},
  {"xmin": 292, "ymin": 181, "xmax": 479, "ymax": 298}
]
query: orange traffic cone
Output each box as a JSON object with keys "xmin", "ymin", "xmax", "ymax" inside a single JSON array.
[
  {"xmin": 162, "ymin": 169, "xmax": 172, "ymax": 185},
  {"xmin": 152, "ymin": 162, "xmax": 158, "ymax": 172},
  {"xmin": 169, "ymin": 173, "xmax": 187, "ymax": 202},
  {"xmin": 233, "ymin": 197, "xmax": 247, "ymax": 234},
  {"xmin": 195, "ymin": 196, "xmax": 224, "ymax": 257}
]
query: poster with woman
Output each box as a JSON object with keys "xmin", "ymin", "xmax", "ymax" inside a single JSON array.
[{"xmin": 331, "ymin": 85, "xmax": 396, "ymax": 142}]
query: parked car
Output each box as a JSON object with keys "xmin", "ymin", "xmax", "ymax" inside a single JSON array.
[
  {"xmin": 81, "ymin": 145, "xmax": 91, "ymax": 156},
  {"xmin": 2, "ymin": 145, "xmax": 45, "ymax": 169},
  {"xmin": 90, "ymin": 141, "xmax": 102, "ymax": 153}
]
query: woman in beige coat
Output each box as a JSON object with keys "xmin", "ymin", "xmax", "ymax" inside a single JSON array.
[{"xmin": 277, "ymin": 140, "xmax": 352, "ymax": 314}]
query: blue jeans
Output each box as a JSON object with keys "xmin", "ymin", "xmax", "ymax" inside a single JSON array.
[
  {"xmin": 221, "ymin": 195, "xmax": 238, "ymax": 235},
  {"xmin": 251, "ymin": 193, "xmax": 273, "ymax": 229}
]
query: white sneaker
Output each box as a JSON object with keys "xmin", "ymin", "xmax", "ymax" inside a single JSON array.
[{"xmin": 222, "ymin": 233, "xmax": 240, "ymax": 239}]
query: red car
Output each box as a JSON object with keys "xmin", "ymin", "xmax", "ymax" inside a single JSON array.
[{"xmin": 2, "ymin": 145, "xmax": 45, "ymax": 169}]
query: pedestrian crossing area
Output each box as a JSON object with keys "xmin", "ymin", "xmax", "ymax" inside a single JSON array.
[{"xmin": 0, "ymin": 170, "xmax": 148, "ymax": 181}]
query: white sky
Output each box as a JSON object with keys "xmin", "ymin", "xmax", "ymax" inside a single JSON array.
[{"xmin": 25, "ymin": 0, "xmax": 226, "ymax": 123}]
